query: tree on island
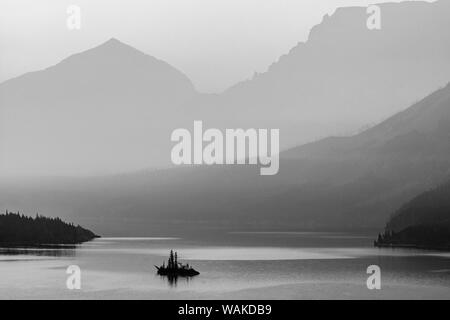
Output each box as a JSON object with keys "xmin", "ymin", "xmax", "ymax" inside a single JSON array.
[{"xmin": 166, "ymin": 250, "xmax": 181, "ymax": 270}]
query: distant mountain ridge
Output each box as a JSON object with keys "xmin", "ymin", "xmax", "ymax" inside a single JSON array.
[
  {"xmin": 191, "ymin": 0, "xmax": 450, "ymax": 148},
  {"xmin": 0, "ymin": 38, "xmax": 198, "ymax": 176},
  {"xmin": 283, "ymin": 81, "xmax": 450, "ymax": 159},
  {"xmin": 2, "ymin": 1, "xmax": 450, "ymax": 176},
  {"xmin": 1, "ymin": 38, "xmax": 196, "ymax": 100},
  {"xmin": 1, "ymin": 82, "xmax": 449, "ymax": 234}
]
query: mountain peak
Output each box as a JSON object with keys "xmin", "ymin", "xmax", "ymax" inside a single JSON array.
[
  {"xmin": 56, "ymin": 37, "xmax": 153, "ymax": 68},
  {"xmin": 94, "ymin": 37, "xmax": 140, "ymax": 53},
  {"xmin": 106, "ymin": 37, "xmax": 120, "ymax": 43},
  {"xmin": 101, "ymin": 37, "xmax": 127, "ymax": 47}
]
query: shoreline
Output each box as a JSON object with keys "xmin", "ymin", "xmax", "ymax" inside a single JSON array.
[
  {"xmin": 0, "ymin": 236, "xmax": 101, "ymax": 249},
  {"xmin": 374, "ymin": 242, "xmax": 450, "ymax": 252}
]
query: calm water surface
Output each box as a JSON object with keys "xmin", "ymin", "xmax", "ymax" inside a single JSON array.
[{"xmin": 1, "ymin": 232, "xmax": 449, "ymax": 299}]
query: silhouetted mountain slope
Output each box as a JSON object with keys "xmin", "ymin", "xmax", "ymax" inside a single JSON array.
[
  {"xmin": 1, "ymin": 38, "xmax": 195, "ymax": 102},
  {"xmin": 1, "ymin": 82, "xmax": 450, "ymax": 234},
  {"xmin": 386, "ymin": 180, "xmax": 450, "ymax": 232},
  {"xmin": 374, "ymin": 180, "xmax": 450, "ymax": 249},
  {"xmin": 263, "ymin": 82, "xmax": 450, "ymax": 229},
  {"xmin": 0, "ymin": 38, "xmax": 198, "ymax": 175},
  {"xmin": 2, "ymin": 1, "xmax": 450, "ymax": 176},
  {"xmin": 284, "ymin": 82, "xmax": 450, "ymax": 159},
  {"xmin": 189, "ymin": 0, "xmax": 450, "ymax": 149},
  {"xmin": 95, "ymin": 82, "xmax": 450, "ymax": 232}
]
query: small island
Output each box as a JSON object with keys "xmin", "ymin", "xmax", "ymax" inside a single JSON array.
[
  {"xmin": 155, "ymin": 250, "xmax": 200, "ymax": 277},
  {"xmin": 0, "ymin": 210, "xmax": 100, "ymax": 246}
]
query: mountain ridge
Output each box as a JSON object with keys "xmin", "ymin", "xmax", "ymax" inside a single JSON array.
[
  {"xmin": 189, "ymin": 0, "xmax": 450, "ymax": 152},
  {"xmin": 0, "ymin": 38, "xmax": 198, "ymax": 176},
  {"xmin": 1, "ymin": 81, "xmax": 450, "ymax": 234},
  {"xmin": 2, "ymin": 0, "xmax": 450, "ymax": 175},
  {"xmin": 283, "ymin": 82, "xmax": 450, "ymax": 159},
  {"xmin": 375, "ymin": 178, "xmax": 450, "ymax": 250}
]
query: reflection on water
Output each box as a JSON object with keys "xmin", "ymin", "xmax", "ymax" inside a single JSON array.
[
  {"xmin": 1, "ymin": 232, "xmax": 450, "ymax": 299},
  {"xmin": 0, "ymin": 246, "xmax": 77, "ymax": 258},
  {"xmin": 159, "ymin": 274, "xmax": 195, "ymax": 287},
  {"xmin": 101, "ymin": 237, "xmax": 181, "ymax": 241}
]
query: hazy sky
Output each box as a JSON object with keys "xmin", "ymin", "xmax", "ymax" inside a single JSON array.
[{"xmin": 0, "ymin": 0, "xmax": 434, "ymax": 93}]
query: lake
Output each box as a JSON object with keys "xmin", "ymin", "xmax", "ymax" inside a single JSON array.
[{"xmin": 1, "ymin": 231, "xmax": 449, "ymax": 299}]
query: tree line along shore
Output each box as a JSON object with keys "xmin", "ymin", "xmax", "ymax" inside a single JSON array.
[{"xmin": 0, "ymin": 211, "xmax": 99, "ymax": 246}]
